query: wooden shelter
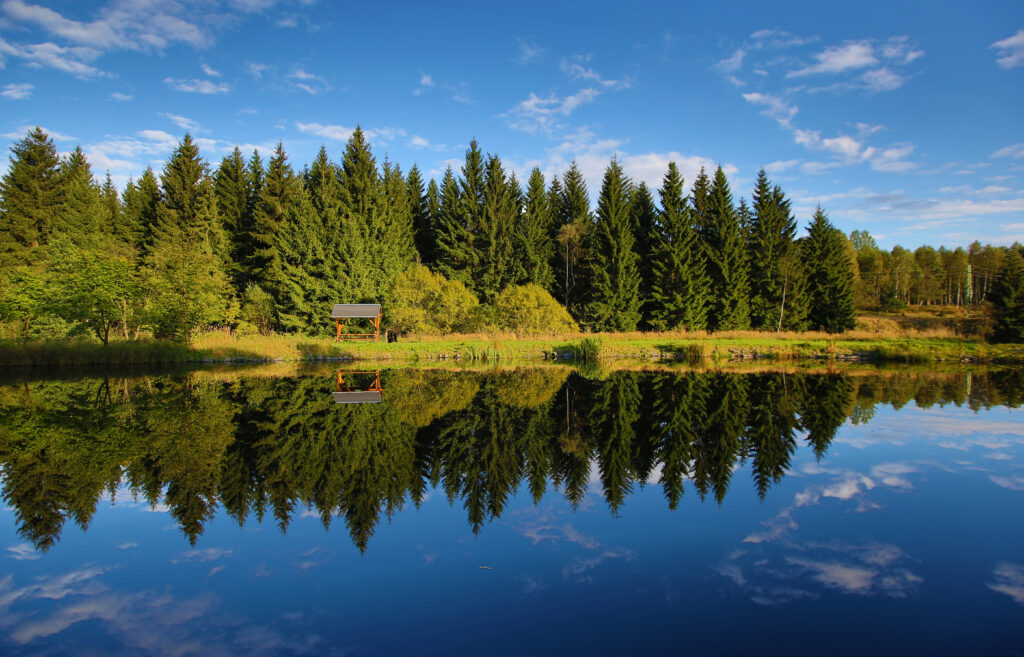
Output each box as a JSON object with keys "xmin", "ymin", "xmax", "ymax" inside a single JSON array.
[
  {"xmin": 332, "ymin": 303, "xmax": 382, "ymax": 341},
  {"xmin": 333, "ymin": 370, "xmax": 383, "ymax": 404}
]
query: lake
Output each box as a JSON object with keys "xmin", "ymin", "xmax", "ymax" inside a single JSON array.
[{"xmin": 1, "ymin": 365, "xmax": 1022, "ymax": 655}]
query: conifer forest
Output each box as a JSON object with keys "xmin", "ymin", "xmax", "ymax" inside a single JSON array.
[{"xmin": 2, "ymin": 126, "xmax": 1023, "ymax": 344}]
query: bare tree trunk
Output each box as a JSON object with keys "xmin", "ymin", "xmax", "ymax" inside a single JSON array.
[{"xmin": 776, "ymin": 276, "xmax": 788, "ymax": 333}]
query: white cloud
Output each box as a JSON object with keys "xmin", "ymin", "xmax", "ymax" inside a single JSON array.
[
  {"xmin": 787, "ymin": 40, "xmax": 877, "ymax": 77},
  {"xmin": 715, "ymin": 48, "xmax": 746, "ymax": 72},
  {"xmin": 993, "ymin": 143, "xmax": 1024, "ymax": 159},
  {"xmin": 163, "ymin": 77, "xmax": 229, "ymax": 94},
  {"xmin": 412, "ymin": 72, "xmax": 434, "ymax": 95},
  {"xmin": 5, "ymin": 543, "xmax": 41, "ymax": 561},
  {"xmin": 245, "ymin": 61, "xmax": 267, "ymax": 78},
  {"xmin": 764, "ymin": 159, "xmax": 801, "ymax": 173},
  {"xmin": 1, "ymin": 82, "xmax": 32, "ymax": 99},
  {"xmin": 862, "ymin": 67, "xmax": 905, "ymax": 92},
  {"xmin": 5, "ymin": 40, "xmax": 107, "ymax": 77},
  {"xmin": 3, "ymin": 124, "xmax": 75, "ymax": 141},
  {"xmin": 881, "ymin": 36, "xmax": 924, "ymax": 64},
  {"xmin": 505, "ymin": 89, "xmax": 601, "ymax": 133},
  {"xmin": 990, "ymin": 28, "xmax": 1024, "ymax": 69},
  {"xmin": 742, "ymin": 92, "xmax": 798, "ymax": 128},
  {"xmin": 295, "ymin": 121, "xmax": 352, "ymax": 141},
  {"xmin": 987, "ymin": 562, "xmax": 1024, "ymax": 604},
  {"xmin": 109, "ymin": 91, "xmax": 132, "ymax": 101},
  {"xmin": 786, "ymin": 558, "xmax": 876, "ymax": 593},
  {"xmin": 287, "ymin": 68, "xmax": 328, "ymax": 94},
  {"xmin": 409, "ymin": 135, "xmax": 430, "ymax": 148},
  {"xmin": 200, "ymin": 63, "xmax": 220, "ymax": 77},
  {"xmin": 990, "ymin": 475, "xmax": 1024, "ymax": 491},
  {"xmin": 749, "ymin": 28, "xmax": 818, "ymax": 50},
  {"xmin": 170, "ymin": 547, "xmax": 233, "ymax": 564},
  {"xmin": 159, "ymin": 113, "xmax": 198, "ymax": 132},
  {"xmin": 560, "ymin": 57, "xmax": 631, "ymax": 89},
  {"xmin": 516, "ymin": 39, "xmax": 546, "ymax": 65}
]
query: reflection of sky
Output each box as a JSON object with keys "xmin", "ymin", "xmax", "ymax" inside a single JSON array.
[{"xmin": 2, "ymin": 404, "xmax": 1023, "ymax": 655}]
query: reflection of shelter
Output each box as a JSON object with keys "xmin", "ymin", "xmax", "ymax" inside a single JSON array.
[
  {"xmin": 333, "ymin": 371, "xmax": 383, "ymax": 404},
  {"xmin": 332, "ymin": 304, "xmax": 382, "ymax": 341}
]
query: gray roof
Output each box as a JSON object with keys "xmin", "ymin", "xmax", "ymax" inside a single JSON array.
[
  {"xmin": 332, "ymin": 391, "xmax": 383, "ymax": 404},
  {"xmin": 331, "ymin": 303, "xmax": 382, "ymax": 318}
]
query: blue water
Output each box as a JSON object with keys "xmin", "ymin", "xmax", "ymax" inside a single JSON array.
[{"xmin": 0, "ymin": 368, "xmax": 1022, "ymax": 655}]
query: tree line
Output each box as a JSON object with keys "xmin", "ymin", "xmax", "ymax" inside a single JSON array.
[
  {"xmin": 3, "ymin": 367, "xmax": 1019, "ymax": 551},
  {"xmin": 1, "ymin": 126, "xmax": 1022, "ymax": 342}
]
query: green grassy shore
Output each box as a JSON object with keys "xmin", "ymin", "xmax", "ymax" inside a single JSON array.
[{"xmin": 2, "ymin": 326, "xmax": 1022, "ymax": 368}]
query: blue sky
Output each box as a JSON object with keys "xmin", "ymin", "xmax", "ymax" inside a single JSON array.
[{"xmin": 0, "ymin": 0, "xmax": 1022, "ymax": 249}]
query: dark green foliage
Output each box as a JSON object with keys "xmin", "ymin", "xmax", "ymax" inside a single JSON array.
[
  {"xmin": 214, "ymin": 147, "xmax": 249, "ymax": 289},
  {"xmin": 57, "ymin": 146, "xmax": 103, "ymax": 239},
  {"xmin": 748, "ymin": 169, "xmax": 807, "ymax": 331},
  {"xmin": 273, "ymin": 185, "xmax": 333, "ymax": 334},
  {"xmin": 649, "ymin": 162, "xmax": 709, "ymax": 331},
  {"xmin": 553, "ymin": 162, "xmax": 590, "ymax": 317},
  {"xmin": 477, "ymin": 154, "xmax": 520, "ymax": 301},
  {"xmin": 515, "ymin": 167, "xmax": 556, "ymax": 292},
  {"xmin": 586, "ymin": 159, "xmax": 641, "ymax": 331},
  {"xmin": 991, "ymin": 249, "xmax": 1024, "ymax": 342},
  {"xmin": 703, "ymin": 166, "xmax": 750, "ymax": 330},
  {"xmin": 0, "ymin": 127, "xmax": 62, "ymax": 266},
  {"xmin": 804, "ymin": 207, "xmax": 857, "ymax": 333},
  {"xmin": 407, "ymin": 165, "xmax": 433, "ymax": 265},
  {"xmin": 250, "ymin": 142, "xmax": 297, "ymax": 292},
  {"xmin": 435, "ymin": 141, "xmax": 484, "ymax": 289},
  {"xmin": 629, "ymin": 182, "xmax": 658, "ymax": 328},
  {"xmin": 128, "ymin": 167, "xmax": 161, "ymax": 254}
]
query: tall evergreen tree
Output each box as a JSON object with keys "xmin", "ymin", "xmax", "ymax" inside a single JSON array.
[
  {"xmin": 554, "ymin": 162, "xmax": 590, "ymax": 318},
  {"xmin": 435, "ymin": 142, "xmax": 487, "ymax": 288},
  {"xmin": 515, "ymin": 167, "xmax": 556, "ymax": 292},
  {"xmin": 649, "ymin": 162, "xmax": 709, "ymax": 331},
  {"xmin": 274, "ymin": 185, "xmax": 334, "ymax": 334},
  {"xmin": 703, "ymin": 166, "xmax": 750, "ymax": 330},
  {"xmin": 133, "ymin": 167, "xmax": 162, "ymax": 255},
  {"xmin": 155, "ymin": 134, "xmax": 225, "ymax": 258},
  {"xmin": 0, "ymin": 127, "xmax": 62, "ymax": 266},
  {"xmin": 57, "ymin": 146, "xmax": 103, "ymax": 239},
  {"xmin": 407, "ymin": 164, "xmax": 433, "ymax": 265},
  {"xmin": 803, "ymin": 207, "xmax": 856, "ymax": 333},
  {"xmin": 214, "ymin": 147, "xmax": 249, "ymax": 289},
  {"xmin": 748, "ymin": 169, "xmax": 803, "ymax": 330},
  {"xmin": 250, "ymin": 142, "xmax": 297, "ymax": 293},
  {"xmin": 373, "ymin": 159, "xmax": 417, "ymax": 298},
  {"xmin": 629, "ymin": 182, "xmax": 658, "ymax": 328},
  {"xmin": 586, "ymin": 159, "xmax": 641, "ymax": 331},
  {"xmin": 990, "ymin": 249, "xmax": 1024, "ymax": 342},
  {"xmin": 477, "ymin": 154, "xmax": 519, "ymax": 300}
]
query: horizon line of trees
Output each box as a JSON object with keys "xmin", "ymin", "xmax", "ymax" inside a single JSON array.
[{"xmin": 1, "ymin": 126, "xmax": 1023, "ymax": 343}]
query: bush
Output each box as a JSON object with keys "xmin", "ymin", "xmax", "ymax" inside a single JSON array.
[
  {"xmin": 240, "ymin": 283, "xmax": 277, "ymax": 335},
  {"xmin": 387, "ymin": 264, "xmax": 480, "ymax": 334},
  {"xmin": 491, "ymin": 284, "xmax": 578, "ymax": 335}
]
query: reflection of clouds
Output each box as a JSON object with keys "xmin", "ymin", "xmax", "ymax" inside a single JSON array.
[
  {"xmin": 987, "ymin": 562, "xmax": 1024, "ymax": 605},
  {"xmin": 117, "ymin": 542, "xmax": 139, "ymax": 550},
  {"xmin": 518, "ymin": 574, "xmax": 548, "ymax": 596},
  {"xmin": 837, "ymin": 409, "xmax": 1024, "ymax": 453},
  {"xmin": 720, "ymin": 541, "xmax": 921, "ymax": 605},
  {"xmin": 990, "ymin": 475, "xmax": 1024, "ymax": 491},
  {"xmin": 5, "ymin": 544, "xmax": 40, "ymax": 561},
  {"xmin": 171, "ymin": 547, "xmax": 233, "ymax": 564},
  {"xmin": 745, "ymin": 462, "xmax": 916, "ymax": 544},
  {"xmin": 514, "ymin": 507, "xmax": 634, "ymax": 582}
]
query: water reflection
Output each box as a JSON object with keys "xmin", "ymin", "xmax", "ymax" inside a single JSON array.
[{"xmin": 1, "ymin": 367, "xmax": 1021, "ymax": 552}]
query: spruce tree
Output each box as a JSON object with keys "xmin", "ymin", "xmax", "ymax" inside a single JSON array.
[
  {"xmin": 57, "ymin": 146, "xmax": 103, "ymax": 239},
  {"xmin": 154, "ymin": 134, "xmax": 225, "ymax": 259},
  {"xmin": 133, "ymin": 167, "xmax": 162, "ymax": 255},
  {"xmin": 650, "ymin": 162, "xmax": 709, "ymax": 331},
  {"xmin": 629, "ymin": 182, "xmax": 658, "ymax": 328},
  {"xmin": 435, "ymin": 142, "xmax": 487, "ymax": 288},
  {"xmin": 250, "ymin": 142, "xmax": 297, "ymax": 293},
  {"xmin": 477, "ymin": 154, "xmax": 519, "ymax": 300},
  {"xmin": 100, "ymin": 171, "xmax": 130, "ymax": 243},
  {"xmin": 0, "ymin": 127, "xmax": 62, "ymax": 266},
  {"xmin": 373, "ymin": 159, "xmax": 417, "ymax": 298},
  {"xmin": 407, "ymin": 164, "xmax": 433, "ymax": 265},
  {"xmin": 586, "ymin": 159, "xmax": 641, "ymax": 331},
  {"xmin": 803, "ymin": 207, "xmax": 856, "ymax": 333},
  {"xmin": 554, "ymin": 162, "xmax": 590, "ymax": 318},
  {"xmin": 516, "ymin": 167, "xmax": 556, "ymax": 292},
  {"xmin": 336, "ymin": 127, "xmax": 381, "ymax": 300},
  {"xmin": 214, "ymin": 147, "xmax": 248, "ymax": 289},
  {"xmin": 749, "ymin": 169, "xmax": 801, "ymax": 330},
  {"xmin": 704, "ymin": 166, "xmax": 750, "ymax": 331},
  {"xmin": 275, "ymin": 185, "xmax": 334, "ymax": 334},
  {"xmin": 990, "ymin": 249, "xmax": 1024, "ymax": 342}
]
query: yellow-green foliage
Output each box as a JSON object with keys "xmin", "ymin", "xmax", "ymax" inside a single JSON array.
[
  {"xmin": 492, "ymin": 284, "xmax": 578, "ymax": 335},
  {"xmin": 387, "ymin": 264, "xmax": 480, "ymax": 334},
  {"xmin": 494, "ymin": 367, "xmax": 571, "ymax": 408}
]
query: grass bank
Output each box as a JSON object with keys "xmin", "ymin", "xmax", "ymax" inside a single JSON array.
[{"xmin": 3, "ymin": 325, "xmax": 1023, "ymax": 368}]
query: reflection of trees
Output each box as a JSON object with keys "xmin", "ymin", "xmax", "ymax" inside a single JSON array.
[{"xmin": 0, "ymin": 368, "xmax": 1019, "ymax": 552}]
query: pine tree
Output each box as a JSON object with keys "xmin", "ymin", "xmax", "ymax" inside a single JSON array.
[
  {"xmin": 477, "ymin": 154, "xmax": 519, "ymax": 300},
  {"xmin": 803, "ymin": 207, "xmax": 856, "ymax": 333},
  {"xmin": 372, "ymin": 159, "xmax": 417, "ymax": 298},
  {"xmin": 57, "ymin": 146, "xmax": 103, "ymax": 239},
  {"xmin": 629, "ymin": 182, "xmax": 658, "ymax": 328},
  {"xmin": 407, "ymin": 164, "xmax": 433, "ymax": 265},
  {"xmin": 704, "ymin": 166, "xmax": 750, "ymax": 330},
  {"xmin": 337, "ymin": 127, "xmax": 381, "ymax": 300},
  {"xmin": 586, "ymin": 159, "xmax": 641, "ymax": 331},
  {"xmin": 133, "ymin": 167, "xmax": 162, "ymax": 255},
  {"xmin": 275, "ymin": 185, "xmax": 334, "ymax": 334},
  {"xmin": 749, "ymin": 169, "xmax": 801, "ymax": 330},
  {"xmin": 516, "ymin": 167, "xmax": 556, "ymax": 292},
  {"xmin": 553, "ymin": 162, "xmax": 590, "ymax": 318},
  {"xmin": 650, "ymin": 162, "xmax": 709, "ymax": 330},
  {"xmin": 99, "ymin": 171, "xmax": 126, "ymax": 241},
  {"xmin": 435, "ymin": 142, "xmax": 487, "ymax": 288},
  {"xmin": 155, "ymin": 134, "xmax": 224, "ymax": 255},
  {"xmin": 214, "ymin": 147, "xmax": 249, "ymax": 289},
  {"xmin": 250, "ymin": 142, "xmax": 297, "ymax": 292},
  {"xmin": 0, "ymin": 127, "xmax": 62, "ymax": 266},
  {"xmin": 990, "ymin": 249, "xmax": 1024, "ymax": 342}
]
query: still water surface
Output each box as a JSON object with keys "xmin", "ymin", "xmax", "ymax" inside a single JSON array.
[{"xmin": 1, "ymin": 366, "xmax": 1022, "ymax": 655}]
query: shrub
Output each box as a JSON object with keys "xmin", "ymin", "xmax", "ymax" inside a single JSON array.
[
  {"xmin": 387, "ymin": 264, "xmax": 480, "ymax": 334},
  {"xmin": 491, "ymin": 284, "xmax": 578, "ymax": 335}
]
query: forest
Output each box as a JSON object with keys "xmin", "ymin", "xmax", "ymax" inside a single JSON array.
[
  {"xmin": 2, "ymin": 367, "xmax": 1021, "ymax": 552},
  {"xmin": 2, "ymin": 126, "xmax": 1023, "ymax": 345}
]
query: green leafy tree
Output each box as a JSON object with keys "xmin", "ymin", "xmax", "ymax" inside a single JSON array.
[
  {"xmin": 147, "ymin": 238, "xmax": 236, "ymax": 343},
  {"xmin": 803, "ymin": 207, "xmax": 856, "ymax": 333},
  {"xmin": 649, "ymin": 162, "xmax": 709, "ymax": 331},
  {"xmin": 586, "ymin": 159, "xmax": 641, "ymax": 331},
  {"xmin": 240, "ymin": 283, "xmax": 278, "ymax": 336},
  {"xmin": 491, "ymin": 284, "xmax": 578, "ymax": 335},
  {"xmin": 703, "ymin": 166, "xmax": 750, "ymax": 330}
]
